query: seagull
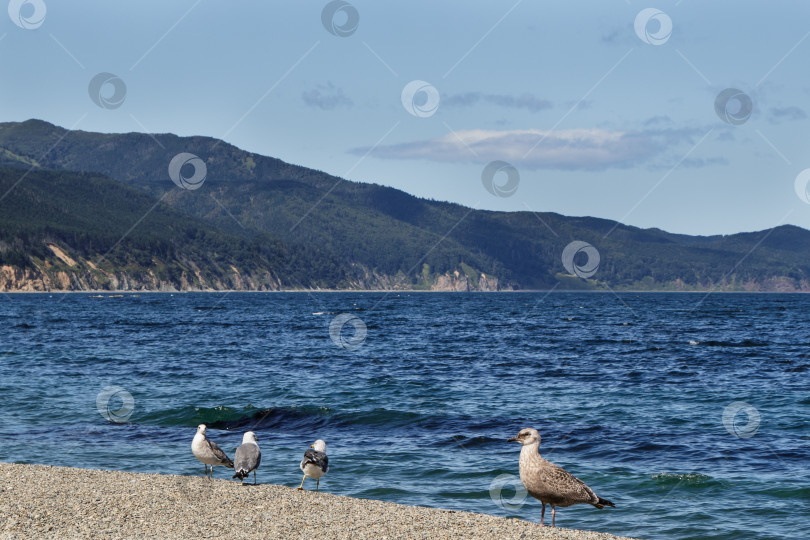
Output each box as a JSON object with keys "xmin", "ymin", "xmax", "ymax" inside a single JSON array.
[
  {"xmin": 508, "ymin": 428, "xmax": 614, "ymax": 527},
  {"xmin": 297, "ymin": 439, "xmax": 328, "ymax": 491},
  {"xmin": 233, "ymin": 431, "xmax": 262, "ymax": 485},
  {"xmin": 191, "ymin": 424, "xmax": 233, "ymax": 478}
]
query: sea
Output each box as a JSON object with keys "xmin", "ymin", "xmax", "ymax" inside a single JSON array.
[{"xmin": 0, "ymin": 292, "xmax": 807, "ymax": 539}]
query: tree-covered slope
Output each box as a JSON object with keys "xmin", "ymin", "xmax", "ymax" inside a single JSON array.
[
  {"xmin": 1, "ymin": 118, "xmax": 809, "ymax": 291},
  {"xmin": 0, "ymin": 167, "xmax": 353, "ymax": 290}
]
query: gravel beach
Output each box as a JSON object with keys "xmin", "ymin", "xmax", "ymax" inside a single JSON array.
[{"xmin": 0, "ymin": 463, "xmax": 635, "ymax": 539}]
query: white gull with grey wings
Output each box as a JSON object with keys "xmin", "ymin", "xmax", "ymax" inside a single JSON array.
[
  {"xmin": 191, "ymin": 424, "xmax": 233, "ymax": 478},
  {"xmin": 232, "ymin": 431, "xmax": 261, "ymax": 484}
]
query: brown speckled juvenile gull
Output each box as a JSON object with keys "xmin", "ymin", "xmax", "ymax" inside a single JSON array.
[{"xmin": 508, "ymin": 428, "xmax": 615, "ymax": 527}]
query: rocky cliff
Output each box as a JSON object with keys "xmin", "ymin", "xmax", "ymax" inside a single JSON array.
[
  {"xmin": 0, "ymin": 245, "xmax": 502, "ymax": 292},
  {"xmin": 432, "ymin": 270, "xmax": 501, "ymax": 291}
]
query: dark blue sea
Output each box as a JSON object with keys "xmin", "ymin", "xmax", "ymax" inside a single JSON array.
[{"xmin": 1, "ymin": 292, "xmax": 807, "ymax": 539}]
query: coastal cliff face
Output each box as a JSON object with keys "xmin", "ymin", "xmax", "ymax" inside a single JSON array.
[
  {"xmin": 662, "ymin": 276, "xmax": 810, "ymax": 292},
  {"xmin": 7, "ymin": 251, "xmax": 810, "ymax": 292},
  {"xmin": 294, "ymin": 263, "xmax": 503, "ymax": 292},
  {"xmin": 0, "ymin": 244, "xmax": 503, "ymax": 292},
  {"xmin": 7, "ymin": 251, "xmax": 810, "ymax": 293},
  {"xmin": 0, "ymin": 266, "xmax": 504, "ymax": 292},
  {"xmin": 0, "ymin": 263, "xmax": 283, "ymax": 292},
  {"xmin": 432, "ymin": 270, "xmax": 501, "ymax": 292},
  {"xmin": 0, "ymin": 244, "xmax": 284, "ymax": 292}
]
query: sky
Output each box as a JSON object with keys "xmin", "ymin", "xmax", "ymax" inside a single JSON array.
[{"xmin": 2, "ymin": 0, "xmax": 810, "ymax": 236}]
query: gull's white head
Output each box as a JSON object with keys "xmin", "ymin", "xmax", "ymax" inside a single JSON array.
[
  {"xmin": 508, "ymin": 428, "xmax": 540, "ymax": 446},
  {"xmin": 196, "ymin": 424, "xmax": 207, "ymax": 435},
  {"xmin": 242, "ymin": 431, "xmax": 258, "ymax": 444},
  {"xmin": 310, "ymin": 439, "xmax": 326, "ymax": 453}
]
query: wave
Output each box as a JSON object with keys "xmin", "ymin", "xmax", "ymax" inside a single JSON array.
[
  {"xmin": 651, "ymin": 472, "xmax": 717, "ymax": 486},
  {"xmin": 435, "ymin": 434, "xmax": 502, "ymax": 449},
  {"xmin": 584, "ymin": 338, "xmax": 638, "ymax": 345},
  {"xmin": 136, "ymin": 404, "xmax": 512, "ymax": 440},
  {"xmin": 692, "ymin": 339, "xmax": 769, "ymax": 348},
  {"xmin": 137, "ymin": 404, "xmax": 477, "ymax": 433},
  {"xmin": 138, "ymin": 404, "xmax": 334, "ymax": 431},
  {"xmin": 755, "ymin": 486, "xmax": 810, "ymax": 499}
]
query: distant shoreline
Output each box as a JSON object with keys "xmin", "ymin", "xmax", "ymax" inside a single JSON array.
[
  {"xmin": 0, "ymin": 463, "xmax": 634, "ymax": 540},
  {"xmin": 2, "ymin": 289, "xmax": 808, "ymax": 294}
]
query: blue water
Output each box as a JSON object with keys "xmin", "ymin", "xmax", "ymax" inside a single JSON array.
[{"xmin": 0, "ymin": 292, "xmax": 807, "ymax": 539}]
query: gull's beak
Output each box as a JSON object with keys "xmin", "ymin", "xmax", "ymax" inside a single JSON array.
[
  {"xmin": 310, "ymin": 444, "xmax": 314, "ymax": 448},
  {"xmin": 507, "ymin": 435, "xmax": 518, "ymax": 442}
]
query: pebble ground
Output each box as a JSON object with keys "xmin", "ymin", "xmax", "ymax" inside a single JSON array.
[{"xmin": 0, "ymin": 463, "xmax": 636, "ymax": 539}]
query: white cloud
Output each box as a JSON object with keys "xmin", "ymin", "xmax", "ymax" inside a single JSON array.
[
  {"xmin": 769, "ymin": 106, "xmax": 807, "ymax": 123},
  {"xmin": 442, "ymin": 92, "xmax": 552, "ymax": 112},
  {"xmin": 301, "ymin": 82, "xmax": 352, "ymax": 110},
  {"xmin": 355, "ymin": 127, "xmax": 695, "ymax": 170}
]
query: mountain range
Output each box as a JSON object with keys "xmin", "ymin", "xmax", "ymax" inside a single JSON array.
[{"xmin": 1, "ymin": 119, "xmax": 809, "ymax": 292}]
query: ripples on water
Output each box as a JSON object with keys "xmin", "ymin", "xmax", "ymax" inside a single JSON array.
[{"xmin": 0, "ymin": 292, "xmax": 808, "ymax": 539}]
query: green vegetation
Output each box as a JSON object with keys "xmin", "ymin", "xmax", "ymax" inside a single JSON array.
[
  {"xmin": 0, "ymin": 168, "xmax": 352, "ymax": 289},
  {"xmin": 1, "ymin": 118, "xmax": 809, "ymax": 291}
]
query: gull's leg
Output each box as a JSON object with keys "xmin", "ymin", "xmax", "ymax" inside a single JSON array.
[
  {"xmin": 540, "ymin": 503, "xmax": 545, "ymax": 527},
  {"xmin": 551, "ymin": 505, "xmax": 556, "ymax": 528},
  {"xmin": 297, "ymin": 474, "xmax": 307, "ymax": 490},
  {"xmin": 316, "ymin": 478, "xmax": 320, "ymax": 492}
]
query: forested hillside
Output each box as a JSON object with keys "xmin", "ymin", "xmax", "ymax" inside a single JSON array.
[{"xmin": 1, "ymin": 119, "xmax": 809, "ymax": 292}]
